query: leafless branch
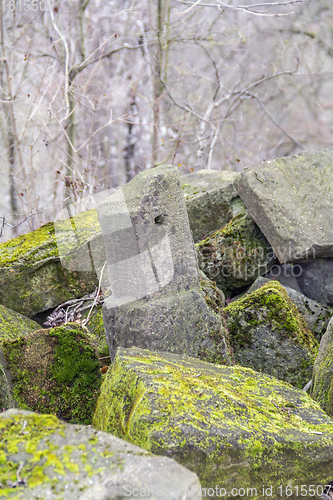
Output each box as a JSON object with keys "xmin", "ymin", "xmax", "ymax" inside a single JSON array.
[{"xmin": 174, "ymin": 0, "xmax": 311, "ymax": 16}]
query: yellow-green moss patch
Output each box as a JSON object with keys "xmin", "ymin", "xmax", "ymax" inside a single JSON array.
[
  {"xmin": 93, "ymin": 347, "xmax": 333, "ymax": 494},
  {"xmin": 2, "ymin": 324, "xmax": 101, "ymax": 423},
  {"xmin": 223, "ymin": 281, "xmax": 318, "ymax": 388}
]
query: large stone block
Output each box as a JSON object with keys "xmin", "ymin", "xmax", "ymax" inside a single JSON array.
[
  {"xmin": 1, "ymin": 409, "xmax": 200, "ymax": 499},
  {"xmin": 93, "ymin": 347, "xmax": 333, "ymax": 499},
  {"xmin": 181, "ymin": 169, "xmax": 244, "ymax": 241},
  {"xmin": 237, "ymin": 149, "xmax": 333, "ymax": 263},
  {"xmin": 312, "ymin": 317, "xmax": 333, "ymax": 417},
  {"xmin": 223, "ymin": 281, "xmax": 318, "ymax": 388},
  {"xmin": 97, "ymin": 165, "xmax": 232, "ymax": 364}
]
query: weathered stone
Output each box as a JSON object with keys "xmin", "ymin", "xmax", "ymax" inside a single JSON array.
[
  {"xmin": 93, "ymin": 347, "xmax": 333, "ymax": 498},
  {"xmin": 0, "ymin": 173, "xmax": 242, "ymax": 317},
  {"xmin": 223, "ymin": 281, "xmax": 318, "ymax": 388},
  {"xmin": 181, "ymin": 169, "xmax": 245, "ymax": 241},
  {"xmin": 264, "ymin": 263, "xmax": 304, "ymax": 293},
  {"xmin": 0, "ymin": 304, "xmax": 40, "ymax": 343},
  {"xmin": 312, "ymin": 317, "xmax": 333, "ymax": 417},
  {"xmin": 247, "ymin": 277, "xmax": 333, "ymax": 341},
  {"xmin": 236, "ymin": 149, "xmax": 333, "ymax": 263},
  {"xmin": 98, "ymin": 165, "xmax": 232, "ymax": 365},
  {"xmin": 0, "ymin": 324, "xmax": 101, "ymax": 424},
  {"xmin": 0, "ymin": 305, "xmax": 42, "ymax": 410},
  {"xmin": 1, "ymin": 408, "xmax": 200, "ymax": 499},
  {"xmin": 296, "ymin": 258, "xmax": 333, "ymax": 307},
  {"xmin": 0, "ymin": 210, "xmax": 102, "ymax": 316},
  {"xmin": 196, "ymin": 212, "xmax": 276, "ymax": 296}
]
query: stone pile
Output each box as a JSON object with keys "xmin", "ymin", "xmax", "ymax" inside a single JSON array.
[{"xmin": 1, "ymin": 148, "xmax": 333, "ymax": 498}]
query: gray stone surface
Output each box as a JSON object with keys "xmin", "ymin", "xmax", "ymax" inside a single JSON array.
[
  {"xmin": 312, "ymin": 317, "xmax": 333, "ymax": 418},
  {"xmin": 296, "ymin": 258, "xmax": 333, "ymax": 307},
  {"xmin": 196, "ymin": 212, "xmax": 276, "ymax": 296},
  {"xmin": 1, "ymin": 409, "xmax": 201, "ymax": 499},
  {"xmin": 97, "ymin": 165, "xmax": 232, "ymax": 365},
  {"xmin": 223, "ymin": 281, "xmax": 318, "ymax": 388},
  {"xmin": 181, "ymin": 169, "xmax": 245, "ymax": 241},
  {"xmin": 264, "ymin": 264, "xmax": 304, "ymax": 293},
  {"xmin": 93, "ymin": 347, "xmax": 333, "ymax": 499},
  {"xmin": 247, "ymin": 277, "xmax": 333, "ymax": 341},
  {"xmin": 237, "ymin": 148, "xmax": 333, "ymax": 263}
]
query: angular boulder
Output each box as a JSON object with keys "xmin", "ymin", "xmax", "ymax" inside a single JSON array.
[
  {"xmin": 223, "ymin": 281, "xmax": 318, "ymax": 388},
  {"xmin": 93, "ymin": 347, "xmax": 333, "ymax": 498},
  {"xmin": 247, "ymin": 277, "xmax": 333, "ymax": 341},
  {"xmin": 312, "ymin": 317, "xmax": 333, "ymax": 417},
  {"xmin": 98, "ymin": 165, "xmax": 232, "ymax": 365},
  {"xmin": 181, "ymin": 169, "xmax": 245, "ymax": 241},
  {"xmin": 0, "ymin": 304, "xmax": 41, "ymax": 411},
  {"xmin": 0, "ymin": 324, "xmax": 101, "ymax": 424},
  {"xmin": 296, "ymin": 258, "xmax": 333, "ymax": 307},
  {"xmin": 0, "ymin": 210, "xmax": 102, "ymax": 317},
  {"xmin": 237, "ymin": 148, "xmax": 333, "ymax": 263},
  {"xmin": 0, "ymin": 304, "xmax": 40, "ymax": 343},
  {"xmin": 196, "ymin": 212, "xmax": 276, "ymax": 296},
  {"xmin": 0, "ymin": 408, "xmax": 200, "ymax": 499}
]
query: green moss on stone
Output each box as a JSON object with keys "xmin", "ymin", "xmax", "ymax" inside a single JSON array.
[
  {"xmin": 84, "ymin": 307, "xmax": 109, "ymax": 360},
  {"xmin": 196, "ymin": 212, "xmax": 276, "ymax": 295},
  {"xmin": 2, "ymin": 324, "xmax": 101, "ymax": 424},
  {"xmin": 0, "ymin": 304, "xmax": 40, "ymax": 344},
  {"xmin": 93, "ymin": 347, "xmax": 333, "ymax": 493},
  {"xmin": 0, "ymin": 210, "xmax": 101, "ymax": 316},
  {"xmin": 223, "ymin": 281, "xmax": 318, "ymax": 388}
]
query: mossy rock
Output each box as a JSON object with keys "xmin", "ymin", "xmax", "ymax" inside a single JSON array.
[
  {"xmin": 312, "ymin": 317, "xmax": 333, "ymax": 417},
  {"xmin": 92, "ymin": 347, "xmax": 333, "ymax": 498},
  {"xmin": 0, "ymin": 408, "xmax": 201, "ymax": 499},
  {"xmin": 0, "ymin": 304, "xmax": 40, "ymax": 344},
  {"xmin": 0, "ymin": 304, "xmax": 41, "ymax": 410},
  {"xmin": 223, "ymin": 281, "xmax": 318, "ymax": 389},
  {"xmin": 84, "ymin": 306, "xmax": 110, "ymax": 362},
  {"xmin": 196, "ymin": 212, "xmax": 277, "ymax": 296},
  {"xmin": 247, "ymin": 277, "xmax": 333, "ymax": 342},
  {"xmin": 180, "ymin": 169, "xmax": 244, "ymax": 242},
  {"xmin": 0, "ymin": 209, "xmax": 103, "ymax": 317},
  {"xmin": 0, "ymin": 324, "xmax": 101, "ymax": 424}
]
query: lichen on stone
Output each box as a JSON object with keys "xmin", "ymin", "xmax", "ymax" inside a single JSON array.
[
  {"xmin": 1, "ymin": 324, "xmax": 101, "ymax": 424},
  {"xmin": 223, "ymin": 281, "xmax": 318, "ymax": 388},
  {"xmin": 92, "ymin": 347, "xmax": 333, "ymax": 493},
  {"xmin": 196, "ymin": 212, "xmax": 276, "ymax": 296}
]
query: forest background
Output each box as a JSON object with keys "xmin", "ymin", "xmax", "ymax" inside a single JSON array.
[{"xmin": 0, "ymin": 0, "xmax": 331, "ymax": 241}]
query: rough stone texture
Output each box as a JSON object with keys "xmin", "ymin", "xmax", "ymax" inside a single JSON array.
[
  {"xmin": 247, "ymin": 277, "xmax": 333, "ymax": 341},
  {"xmin": 181, "ymin": 169, "xmax": 245, "ymax": 242},
  {"xmin": 93, "ymin": 347, "xmax": 333, "ymax": 499},
  {"xmin": 264, "ymin": 263, "xmax": 304, "ymax": 293},
  {"xmin": 0, "ymin": 304, "xmax": 42, "ymax": 411},
  {"xmin": 196, "ymin": 212, "xmax": 277, "ymax": 296},
  {"xmin": 223, "ymin": 281, "xmax": 318, "ymax": 388},
  {"xmin": 0, "ymin": 409, "xmax": 201, "ymax": 500},
  {"xmin": 98, "ymin": 165, "xmax": 232, "ymax": 365},
  {"xmin": 0, "ymin": 210, "xmax": 102, "ymax": 317},
  {"xmin": 0, "ymin": 304, "xmax": 40, "ymax": 343},
  {"xmin": 312, "ymin": 317, "xmax": 333, "ymax": 418},
  {"xmin": 296, "ymin": 258, "xmax": 333, "ymax": 307},
  {"xmin": 236, "ymin": 148, "xmax": 333, "ymax": 263},
  {"xmin": 0, "ymin": 324, "xmax": 101, "ymax": 424},
  {"xmin": 0, "ymin": 172, "xmax": 242, "ymax": 317}
]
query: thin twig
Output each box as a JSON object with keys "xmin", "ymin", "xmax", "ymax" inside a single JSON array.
[{"xmin": 83, "ymin": 261, "xmax": 107, "ymax": 326}]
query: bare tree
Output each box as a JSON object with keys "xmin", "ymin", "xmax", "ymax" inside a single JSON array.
[{"xmin": 1, "ymin": 0, "xmax": 333, "ymax": 240}]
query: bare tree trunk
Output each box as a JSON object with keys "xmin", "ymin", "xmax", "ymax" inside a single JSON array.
[
  {"xmin": 0, "ymin": 3, "xmax": 25, "ymax": 234},
  {"xmin": 152, "ymin": 0, "xmax": 164, "ymax": 167},
  {"xmin": 124, "ymin": 96, "xmax": 137, "ymax": 182}
]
